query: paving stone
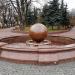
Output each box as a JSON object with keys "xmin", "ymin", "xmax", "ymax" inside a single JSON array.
[
  {"xmin": 39, "ymin": 53, "xmax": 58, "ymax": 63},
  {"xmin": 1, "ymin": 51, "xmax": 38, "ymax": 62},
  {"xmin": 58, "ymin": 51, "xmax": 75, "ymax": 60},
  {"xmin": 0, "ymin": 42, "xmax": 7, "ymax": 47}
]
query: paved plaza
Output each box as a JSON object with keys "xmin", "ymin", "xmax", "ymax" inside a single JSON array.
[{"xmin": 0, "ymin": 61, "xmax": 75, "ymax": 75}]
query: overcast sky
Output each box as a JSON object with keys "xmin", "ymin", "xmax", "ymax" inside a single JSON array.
[
  {"xmin": 33, "ymin": 0, "xmax": 75, "ymax": 11},
  {"xmin": 64, "ymin": 0, "xmax": 75, "ymax": 11}
]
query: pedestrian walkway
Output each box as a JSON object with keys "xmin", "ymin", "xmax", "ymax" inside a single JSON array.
[
  {"xmin": 0, "ymin": 27, "xmax": 75, "ymax": 39},
  {"xmin": 51, "ymin": 27, "xmax": 75, "ymax": 39},
  {"xmin": 0, "ymin": 27, "xmax": 25, "ymax": 39}
]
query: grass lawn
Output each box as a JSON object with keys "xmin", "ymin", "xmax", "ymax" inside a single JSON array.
[{"xmin": 24, "ymin": 26, "xmax": 66, "ymax": 32}]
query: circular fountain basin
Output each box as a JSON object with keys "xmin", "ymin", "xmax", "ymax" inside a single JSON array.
[
  {"xmin": 0, "ymin": 35, "xmax": 75, "ymax": 64},
  {"xmin": 1, "ymin": 43, "xmax": 75, "ymax": 53},
  {"xmin": 0, "ymin": 35, "xmax": 75, "ymax": 53}
]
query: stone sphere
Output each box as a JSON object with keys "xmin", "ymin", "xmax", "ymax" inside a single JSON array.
[{"xmin": 29, "ymin": 23, "xmax": 48, "ymax": 43}]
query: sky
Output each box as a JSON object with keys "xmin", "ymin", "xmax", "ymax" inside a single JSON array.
[
  {"xmin": 32, "ymin": 0, "xmax": 75, "ymax": 11},
  {"xmin": 64, "ymin": 0, "xmax": 75, "ymax": 11}
]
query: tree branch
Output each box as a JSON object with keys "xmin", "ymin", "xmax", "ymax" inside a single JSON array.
[{"xmin": 9, "ymin": 0, "xmax": 18, "ymax": 13}]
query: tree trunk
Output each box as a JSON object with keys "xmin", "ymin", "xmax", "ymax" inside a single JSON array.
[
  {"xmin": 52, "ymin": 25, "xmax": 54, "ymax": 30},
  {"xmin": 16, "ymin": 0, "xmax": 24, "ymax": 30}
]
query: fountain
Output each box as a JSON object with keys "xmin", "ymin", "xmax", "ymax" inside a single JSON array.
[
  {"xmin": 0, "ymin": 23, "xmax": 75, "ymax": 64},
  {"xmin": 26, "ymin": 23, "xmax": 50, "ymax": 46}
]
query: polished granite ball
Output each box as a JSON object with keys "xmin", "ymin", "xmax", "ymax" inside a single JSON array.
[{"xmin": 29, "ymin": 23, "xmax": 48, "ymax": 43}]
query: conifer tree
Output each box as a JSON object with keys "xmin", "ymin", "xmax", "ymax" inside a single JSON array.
[
  {"xmin": 60, "ymin": 0, "xmax": 70, "ymax": 29},
  {"xmin": 41, "ymin": 0, "xmax": 70, "ymax": 29},
  {"xmin": 41, "ymin": 0, "xmax": 60, "ymax": 29}
]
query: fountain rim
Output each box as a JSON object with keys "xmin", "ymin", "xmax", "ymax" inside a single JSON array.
[{"xmin": 0, "ymin": 35, "xmax": 75, "ymax": 53}]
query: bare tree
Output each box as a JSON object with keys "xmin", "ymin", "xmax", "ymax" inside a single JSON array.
[
  {"xmin": 0, "ymin": 0, "xmax": 16, "ymax": 28},
  {"xmin": 9, "ymin": 0, "xmax": 32, "ymax": 30}
]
